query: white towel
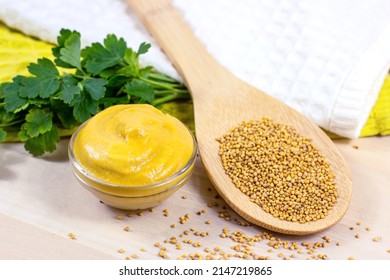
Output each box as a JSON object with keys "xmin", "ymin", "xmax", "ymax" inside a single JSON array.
[{"xmin": 1, "ymin": 0, "xmax": 390, "ymax": 138}]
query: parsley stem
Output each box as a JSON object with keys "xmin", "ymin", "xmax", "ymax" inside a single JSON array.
[
  {"xmin": 0, "ymin": 119, "xmax": 24, "ymax": 127},
  {"xmin": 152, "ymin": 92, "xmax": 189, "ymax": 106},
  {"xmin": 139, "ymin": 76, "xmax": 184, "ymax": 91},
  {"xmin": 154, "ymin": 89, "xmax": 189, "ymax": 96},
  {"xmin": 146, "ymin": 72, "xmax": 179, "ymax": 84}
]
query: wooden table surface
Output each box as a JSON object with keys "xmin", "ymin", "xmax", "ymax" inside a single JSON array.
[{"xmin": 0, "ymin": 136, "xmax": 389, "ymax": 260}]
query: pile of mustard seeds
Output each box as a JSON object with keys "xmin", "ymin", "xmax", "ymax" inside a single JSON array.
[{"xmin": 216, "ymin": 118, "xmax": 338, "ymax": 223}]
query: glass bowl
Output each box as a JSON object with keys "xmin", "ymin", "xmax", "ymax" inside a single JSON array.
[{"xmin": 68, "ymin": 120, "xmax": 197, "ymax": 210}]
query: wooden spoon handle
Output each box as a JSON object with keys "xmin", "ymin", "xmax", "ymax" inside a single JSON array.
[{"xmin": 127, "ymin": 0, "xmax": 229, "ymax": 95}]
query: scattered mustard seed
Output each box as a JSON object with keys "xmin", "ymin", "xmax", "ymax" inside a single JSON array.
[
  {"xmin": 68, "ymin": 233, "xmax": 77, "ymax": 240},
  {"xmin": 118, "ymin": 248, "xmax": 125, "ymax": 254},
  {"xmin": 365, "ymin": 227, "xmax": 371, "ymax": 231},
  {"xmin": 355, "ymin": 234, "xmax": 360, "ymax": 239},
  {"xmin": 372, "ymin": 236, "xmax": 381, "ymax": 242},
  {"xmin": 348, "ymin": 256, "xmax": 355, "ymax": 260},
  {"xmin": 123, "ymin": 226, "xmax": 132, "ymax": 232},
  {"xmin": 216, "ymin": 118, "xmax": 338, "ymax": 223},
  {"xmin": 158, "ymin": 249, "xmax": 168, "ymax": 259},
  {"xmin": 179, "ymin": 213, "xmax": 190, "ymax": 224},
  {"xmin": 116, "ymin": 215, "xmax": 123, "ymax": 220},
  {"xmin": 317, "ymin": 254, "xmax": 328, "ymax": 260},
  {"xmin": 352, "ymin": 145, "xmax": 359, "ymax": 149},
  {"xmin": 169, "ymin": 237, "xmax": 178, "ymax": 244}
]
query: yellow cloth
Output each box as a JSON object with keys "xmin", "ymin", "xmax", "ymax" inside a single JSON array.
[
  {"xmin": 0, "ymin": 24, "xmax": 53, "ymax": 82},
  {"xmin": 360, "ymin": 75, "xmax": 390, "ymax": 137},
  {"xmin": 0, "ymin": 23, "xmax": 388, "ymax": 138}
]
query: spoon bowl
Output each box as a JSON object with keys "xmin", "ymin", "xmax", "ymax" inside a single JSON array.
[{"xmin": 127, "ymin": 0, "xmax": 352, "ymax": 234}]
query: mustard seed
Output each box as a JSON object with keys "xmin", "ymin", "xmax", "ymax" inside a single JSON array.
[
  {"xmin": 123, "ymin": 226, "xmax": 132, "ymax": 232},
  {"xmin": 179, "ymin": 213, "xmax": 190, "ymax": 224},
  {"xmin": 158, "ymin": 249, "xmax": 168, "ymax": 259},
  {"xmin": 68, "ymin": 233, "xmax": 77, "ymax": 240},
  {"xmin": 372, "ymin": 236, "xmax": 381, "ymax": 242},
  {"xmin": 216, "ymin": 118, "xmax": 337, "ymax": 223},
  {"xmin": 131, "ymin": 253, "xmax": 138, "ymax": 259}
]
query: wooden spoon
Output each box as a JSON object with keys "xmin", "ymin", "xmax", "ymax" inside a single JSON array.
[{"xmin": 127, "ymin": 0, "xmax": 352, "ymax": 235}]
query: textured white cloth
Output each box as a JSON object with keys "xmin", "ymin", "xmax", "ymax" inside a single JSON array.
[{"xmin": 1, "ymin": 0, "xmax": 390, "ymax": 138}]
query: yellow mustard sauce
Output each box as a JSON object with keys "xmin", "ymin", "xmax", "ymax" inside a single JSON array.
[{"xmin": 73, "ymin": 104, "xmax": 194, "ymax": 187}]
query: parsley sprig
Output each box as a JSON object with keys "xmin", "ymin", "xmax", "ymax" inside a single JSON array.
[{"xmin": 0, "ymin": 29, "xmax": 190, "ymax": 156}]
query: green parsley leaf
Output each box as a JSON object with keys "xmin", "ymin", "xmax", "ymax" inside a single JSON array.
[
  {"xmin": 124, "ymin": 48, "xmax": 138, "ymax": 70},
  {"xmin": 19, "ymin": 108, "xmax": 53, "ymax": 138},
  {"xmin": 124, "ymin": 79, "xmax": 155, "ymax": 104},
  {"xmin": 0, "ymin": 128, "xmax": 6, "ymax": 142},
  {"xmin": 50, "ymin": 99, "xmax": 78, "ymax": 129},
  {"xmin": 116, "ymin": 65, "xmax": 138, "ymax": 78},
  {"xmin": 59, "ymin": 75, "xmax": 80, "ymax": 104},
  {"xmin": 137, "ymin": 42, "xmax": 151, "ymax": 56},
  {"xmin": 71, "ymin": 93, "xmax": 99, "ymax": 123},
  {"xmin": 53, "ymin": 30, "xmax": 82, "ymax": 70},
  {"xmin": 83, "ymin": 78, "xmax": 107, "ymax": 100},
  {"xmin": 104, "ymin": 34, "xmax": 127, "ymax": 59},
  {"xmin": 2, "ymin": 79, "xmax": 28, "ymax": 113},
  {"xmin": 21, "ymin": 126, "xmax": 60, "ymax": 156},
  {"xmin": 101, "ymin": 96, "xmax": 129, "ymax": 108},
  {"xmin": 19, "ymin": 76, "xmax": 60, "ymax": 99},
  {"xmin": 81, "ymin": 35, "xmax": 127, "ymax": 75},
  {"xmin": 28, "ymin": 58, "xmax": 59, "ymax": 77}
]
